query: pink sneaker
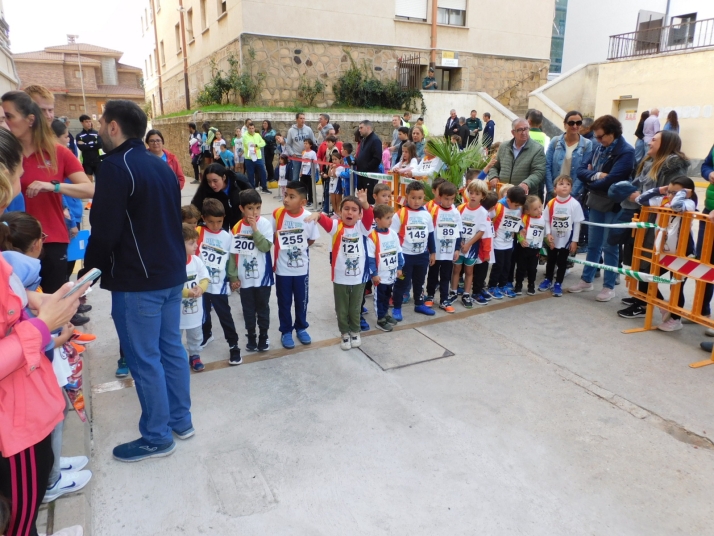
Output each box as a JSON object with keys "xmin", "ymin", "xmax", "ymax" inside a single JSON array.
[
  {"xmin": 596, "ymin": 288, "xmax": 616, "ymax": 302},
  {"xmin": 657, "ymin": 318, "xmax": 682, "ymax": 332},
  {"xmin": 568, "ymin": 280, "xmax": 594, "ymax": 293}
]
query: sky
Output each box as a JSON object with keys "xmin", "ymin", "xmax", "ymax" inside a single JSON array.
[{"xmin": 4, "ymin": 0, "xmax": 148, "ymax": 68}]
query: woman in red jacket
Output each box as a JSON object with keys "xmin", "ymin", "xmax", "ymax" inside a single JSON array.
[{"xmin": 145, "ymin": 129, "xmax": 186, "ymax": 189}]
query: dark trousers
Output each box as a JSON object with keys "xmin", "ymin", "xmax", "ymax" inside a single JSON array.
[
  {"xmin": 239, "ymin": 285, "xmax": 271, "ymax": 335},
  {"xmin": 515, "ymin": 245, "xmax": 539, "ymax": 287},
  {"xmin": 697, "ymin": 208, "xmax": 713, "ymax": 316},
  {"xmin": 40, "ymin": 242, "xmax": 68, "ymax": 294},
  {"xmin": 300, "ymin": 174, "xmax": 314, "ymax": 204},
  {"xmin": 357, "ymin": 175, "xmax": 377, "ymax": 204},
  {"xmin": 472, "ymin": 262, "xmax": 489, "ymax": 296},
  {"xmin": 202, "ymin": 293, "xmax": 238, "ymax": 346},
  {"xmin": 276, "ymin": 274, "xmax": 309, "ymax": 334},
  {"xmin": 488, "ymin": 248, "xmax": 514, "ymax": 288},
  {"xmin": 264, "ymin": 145, "xmax": 275, "ymax": 182},
  {"xmin": 545, "ymin": 247, "xmax": 571, "ymax": 284},
  {"xmin": 426, "ymin": 260, "xmax": 453, "ymax": 302},
  {"xmin": 374, "ymin": 282, "xmax": 394, "ymax": 319},
  {"xmin": 0, "ymin": 434, "xmax": 53, "ymax": 536},
  {"xmin": 191, "ymin": 154, "xmax": 201, "ymax": 181},
  {"xmin": 393, "ymin": 254, "xmax": 429, "ymax": 308}
]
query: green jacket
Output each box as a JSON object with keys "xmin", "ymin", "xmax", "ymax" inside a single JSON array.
[
  {"xmin": 465, "ymin": 118, "xmax": 482, "ymax": 137},
  {"xmin": 487, "ymin": 138, "xmax": 546, "ymax": 192}
]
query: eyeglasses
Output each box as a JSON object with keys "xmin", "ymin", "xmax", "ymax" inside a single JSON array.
[
  {"xmin": 514, "ymin": 127, "xmax": 530, "ymax": 133},
  {"xmin": 148, "ymin": 139, "xmax": 162, "ymax": 144},
  {"xmin": 566, "ymin": 120, "xmax": 583, "ymax": 127}
]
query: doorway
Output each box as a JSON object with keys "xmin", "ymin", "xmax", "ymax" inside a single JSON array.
[{"xmin": 615, "ymin": 98, "xmax": 639, "ymax": 147}]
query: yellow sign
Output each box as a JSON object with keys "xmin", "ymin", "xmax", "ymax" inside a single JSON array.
[{"xmin": 441, "ymin": 51, "xmax": 458, "ymax": 67}]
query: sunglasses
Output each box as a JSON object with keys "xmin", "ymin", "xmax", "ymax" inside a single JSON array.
[{"xmin": 566, "ymin": 120, "xmax": 583, "ymax": 127}]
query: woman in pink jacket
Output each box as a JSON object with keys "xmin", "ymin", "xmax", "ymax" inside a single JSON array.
[{"xmin": 0, "ymin": 128, "xmax": 89, "ymax": 536}]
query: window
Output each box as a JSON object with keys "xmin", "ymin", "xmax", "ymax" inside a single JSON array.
[
  {"xmin": 160, "ymin": 40, "xmax": 165, "ymax": 66},
  {"xmin": 175, "ymin": 23, "xmax": 182, "ymax": 53},
  {"xmin": 218, "ymin": 0, "xmax": 227, "ymax": 16},
  {"xmin": 437, "ymin": 1, "xmax": 466, "ymax": 26},
  {"xmin": 145, "ymin": 9, "xmax": 149, "ymax": 29},
  {"xmin": 79, "ymin": 105, "xmax": 85, "ymax": 111},
  {"xmin": 200, "ymin": 0, "xmax": 207, "ymax": 29},
  {"xmin": 149, "ymin": 53, "xmax": 154, "ymax": 74},
  {"xmin": 154, "ymin": 52, "xmax": 158, "ymax": 72},
  {"xmin": 70, "ymin": 104, "xmax": 77, "ymax": 111},
  {"xmin": 186, "ymin": 8, "xmax": 194, "ymax": 41},
  {"xmin": 145, "ymin": 60, "xmax": 148, "ymax": 78},
  {"xmin": 669, "ymin": 13, "xmax": 697, "ymax": 46},
  {"xmin": 395, "ymin": 0, "xmax": 427, "ymax": 21}
]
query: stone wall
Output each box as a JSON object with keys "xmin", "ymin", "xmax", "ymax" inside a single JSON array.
[{"xmin": 153, "ymin": 112, "xmax": 397, "ymax": 180}]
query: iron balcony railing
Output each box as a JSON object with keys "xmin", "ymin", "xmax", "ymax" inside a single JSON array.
[{"xmin": 608, "ymin": 17, "xmax": 714, "ymax": 60}]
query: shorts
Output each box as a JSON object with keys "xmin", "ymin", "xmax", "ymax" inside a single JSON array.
[
  {"xmin": 234, "ymin": 155, "xmax": 245, "ymax": 163},
  {"xmin": 454, "ymin": 254, "xmax": 477, "ymax": 266},
  {"xmin": 82, "ymin": 160, "xmax": 100, "ymax": 176}
]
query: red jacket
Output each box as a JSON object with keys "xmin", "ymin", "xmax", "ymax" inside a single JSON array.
[{"xmin": 164, "ymin": 149, "xmax": 186, "ymax": 189}]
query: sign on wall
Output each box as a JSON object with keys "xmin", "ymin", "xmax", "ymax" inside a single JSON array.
[{"xmin": 441, "ymin": 51, "xmax": 459, "ymax": 67}]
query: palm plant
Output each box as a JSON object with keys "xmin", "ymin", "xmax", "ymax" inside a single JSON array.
[{"xmin": 424, "ymin": 137, "xmax": 491, "ymax": 196}]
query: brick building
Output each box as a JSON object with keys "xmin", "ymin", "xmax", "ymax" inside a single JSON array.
[{"xmin": 14, "ymin": 43, "xmax": 144, "ymax": 119}]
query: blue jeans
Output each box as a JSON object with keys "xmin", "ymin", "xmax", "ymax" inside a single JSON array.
[
  {"xmin": 245, "ymin": 158, "xmax": 267, "ymax": 190},
  {"xmin": 111, "ymin": 285, "xmax": 192, "ymax": 445},
  {"xmin": 291, "ymin": 157, "xmax": 302, "ymax": 183},
  {"xmin": 582, "ymin": 208, "xmax": 619, "ymax": 289},
  {"xmin": 634, "ymin": 138, "xmax": 646, "ymax": 164}
]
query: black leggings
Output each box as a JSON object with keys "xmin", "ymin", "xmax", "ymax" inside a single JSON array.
[
  {"xmin": 545, "ymin": 247, "xmax": 571, "ymax": 284},
  {"xmin": 40, "ymin": 242, "xmax": 68, "ymax": 294},
  {"xmin": 300, "ymin": 174, "xmax": 314, "ymax": 204}
]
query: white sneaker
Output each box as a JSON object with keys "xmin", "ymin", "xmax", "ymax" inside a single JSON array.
[
  {"xmin": 60, "ymin": 456, "xmax": 88, "ymax": 472},
  {"xmin": 39, "ymin": 526, "xmax": 84, "ymax": 536},
  {"xmin": 568, "ymin": 280, "xmax": 594, "ymax": 293},
  {"xmin": 659, "ymin": 308, "xmax": 671, "ymax": 323},
  {"xmin": 596, "ymin": 288, "xmax": 616, "ymax": 302},
  {"xmin": 658, "ymin": 318, "xmax": 683, "ymax": 332},
  {"xmin": 350, "ymin": 332, "xmax": 362, "ymax": 348},
  {"xmin": 43, "ymin": 470, "xmax": 92, "ymax": 503},
  {"xmin": 340, "ymin": 334, "xmax": 351, "ymax": 351}
]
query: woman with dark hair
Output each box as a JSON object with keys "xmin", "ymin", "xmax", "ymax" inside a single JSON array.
[
  {"xmin": 570, "ymin": 114, "xmax": 635, "ymax": 302},
  {"xmin": 190, "ymin": 163, "xmax": 251, "ymax": 230},
  {"xmin": 188, "ymin": 122, "xmax": 202, "ymax": 184},
  {"xmin": 634, "ymin": 110, "xmax": 650, "ymax": 164},
  {"xmin": 261, "ymin": 120, "xmax": 277, "ymax": 184},
  {"xmin": 664, "ymin": 110, "xmax": 680, "ymax": 133},
  {"xmin": 1, "ymin": 91, "xmax": 93, "ymax": 294},
  {"xmin": 145, "ymin": 129, "xmax": 186, "ymax": 189},
  {"xmin": 545, "ymin": 110, "xmax": 593, "ymax": 200}
]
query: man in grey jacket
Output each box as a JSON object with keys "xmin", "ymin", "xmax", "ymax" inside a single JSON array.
[
  {"xmin": 285, "ymin": 112, "xmax": 316, "ymax": 182},
  {"xmin": 487, "ymin": 117, "xmax": 546, "ymax": 196}
]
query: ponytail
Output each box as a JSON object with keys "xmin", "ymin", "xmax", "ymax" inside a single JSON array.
[{"xmin": 0, "ymin": 212, "xmax": 43, "ymax": 254}]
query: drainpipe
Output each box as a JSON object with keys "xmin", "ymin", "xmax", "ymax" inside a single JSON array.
[
  {"xmin": 430, "ymin": 0, "xmax": 438, "ymax": 67},
  {"xmin": 178, "ymin": 0, "xmax": 190, "ymax": 110},
  {"xmin": 149, "ymin": 0, "xmax": 164, "ymax": 115}
]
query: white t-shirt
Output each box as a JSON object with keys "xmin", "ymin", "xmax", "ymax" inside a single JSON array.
[
  {"xmin": 431, "ymin": 205, "xmax": 462, "ymax": 260},
  {"xmin": 367, "ymin": 228, "xmax": 402, "ymax": 285},
  {"xmin": 560, "ymin": 141, "xmax": 578, "ymax": 178},
  {"xmin": 213, "ymin": 139, "xmax": 226, "ymax": 156},
  {"xmin": 544, "ymin": 195, "xmax": 585, "ymax": 249},
  {"xmin": 230, "ymin": 217, "xmax": 274, "ymax": 288},
  {"xmin": 278, "ymin": 165, "xmax": 288, "ymax": 186},
  {"xmin": 181, "ymin": 255, "xmax": 209, "ymax": 329},
  {"xmin": 322, "ymin": 219, "xmax": 372, "ymax": 285},
  {"xmin": 491, "ymin": 202, "xmax": 523, "ymax": 250},
  {"xmin": 458, "ymin": 204, "xmax": 489, "ymax": 259},
  {"xmin": 391, "ymin": 207, "xmax": 434, "ymax": 256},
  {"xmin": 392, "ymin": 157, "xmax": 418, "ymax": 173},
  {"xmin": 483, "ymin": 213, "xmax": 496, "ymax": 264},
  {"xmin": 330, "ymin": 166, "xmax": 344, "ymax": 194},
  {"xmin": 412, "ymin": 156, "xmax": 444, "ymax": 181},
  {"xmin": 521, "ymin": 215, "xmax": 546, "ymax": 249},
  {"xmin": 301, "ymin": 150, "xmax": 317, "ymax": 175},
  {"xmin": 270, "ymin": 208, "xmax": 321, "ymax": 276},
  {"xmin": 197, "ymin": 227, "xmax": 232, "ymax": 294}
]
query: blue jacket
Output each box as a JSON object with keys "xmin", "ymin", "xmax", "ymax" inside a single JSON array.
[
  {"xmin": 577, "ymin": 136, "xmax": 635, "ymax": 192},
  {"xmin": 545, "ymin": 134, "xmax": 593, "ymax": 196},
  {"xmin": 84, "ymin": 138, "xmax": 185, "ymax": 292},
  {"xmin": 483, "ymin": 120, "xmax": 495, "ymax": 145},
  {"xmin": 63, "ymin": 179, "xmax": 83, "ymax": 229},
  {"xmin": 702, "ymin": 145, "xmax": 714, "ymax": 180}
]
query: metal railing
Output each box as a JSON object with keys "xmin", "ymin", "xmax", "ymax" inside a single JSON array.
[
  {"xmin": 397, "ymin": 54, "xmax": 421, "ymax": 91},
  {"xmin": 608, "ymin": 17, "xmax": 714, "ymax": 60}
]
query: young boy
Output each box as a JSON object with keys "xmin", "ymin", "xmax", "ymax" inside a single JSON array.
[
  {"xmin": 368, "ymin": 204, "xmax": 404, "ymax": 332},
  {"xmin": 425, "ymin": 177, "xmax": 446, "ymax": 213},
  {"xmin": 300, "ymin": 139, "xmax": 318, "ymax": 207},
  {"xmin": 514, "ymin": 195, "xmax": 546, "ymax": 296},
  {"xmin": 229, "ymin": 189, "xmax": 274, "ymax": 353},
  {"xmin": 339, "ymin": 143, "xmax": 355, "ymax": 196},
  {"xmin": 197, "ymin": 198, "xmax": 242, "ymax": 365},
  {"xmin": 425, "ymin": 182, "xmax": 462, "ymax": 312},
  {"xmin": 448, "ymin": 180, "xmax": 491, "ymax": 307},
  {"xmin": 541, "ymin": 175, "xmax": 584, "ymax": 297},
  {"xmin": 181, "ymin": 224, "xmax": 210, "ymax": 372},
  {"xmin": 220, "ymin": 145, "xmax": 235, "ymax": 170},
  {"xmin": 373, "ymin": 183, "xmax": 393, "ymax": 215},
  {"xmin": 270, "ymin": 181, "xmax": 321, "ymax": 349},
  {"xmin": 487, "ymin": 185, "xmax": 526, "ymax": 299},
  {"xmin": 391, "ymin": 181, "xmax": 436, "ymax": 320},
  {"xmin": 182, "ymin": 204, "xmax": 201, "ymax": 226}
]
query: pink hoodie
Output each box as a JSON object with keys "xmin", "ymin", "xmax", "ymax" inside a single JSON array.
[{"xmin": 0, "ymin": 255, "xmax": 64, "ymax": 457}]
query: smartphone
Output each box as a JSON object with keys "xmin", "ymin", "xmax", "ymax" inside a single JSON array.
[{"xmin": 62, "ymin": 268, "xmax": 102, "ymax": 299}]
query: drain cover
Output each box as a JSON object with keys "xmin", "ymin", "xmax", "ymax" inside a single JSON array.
[{"xmin": 359, "ymin": 329, "xmax": 454, "ymax": 370}]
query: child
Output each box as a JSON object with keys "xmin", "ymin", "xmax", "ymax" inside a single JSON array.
[
  {"xmin": 477, "ymin": 142, "xmax": 501, "ymax": 180},
  {"xmin": 391, "ymin": 142, "xmax": 418, "ymax": 175},
  {"xmin": 270, "ymin": 180, "xmax": 321, "ymax": 349},
  {"xmin": 425, "ymin": 182, "xmax": 462, "ymax": 312},
  {"xmin": 381, "ymin": 140, "xmax": 391, "ymax": 172},
  {"xmin": 229, "ymin": 189, "xmax": 274, "ymax": 352},
  {"xmin": 391, "ymin": 181, "xmax": 436, "ymax": 320},
  {"xmin": 220, "ymin": 145, "xmax": 235, "ymax": 170},
  {"xmin": 321, "ymin": 136, "xmax": 340, "ymax": 214},
  {"xmin": 308, "ymin": 191, "xmax": 374, "ymax": 349},
  {"xmin": 339, "ymin": 143, "xmax": 355, "ymax": 196},
  {"xmin": 233, "ymin": 128, "xmax": 244, "ymax": 173},
  {"xmin": 277, "ymin": 153, "xmax": 290, "ymax": 200},
  {"xmin": 182, "ymin": 204, "xmax": 201, "ymax": 226},
  {"xmin": 514, "ymin": 195, "xmax": 546, "ymax": 296},
  {"xmin": 328, "ymin": 152, "xmax": 344, "ymax": 216},
  {"xmin": 197, "ymin": 198, "xmax": 242, "ymax": 365},
  {"xmin": 181, "ymin": 224, "xmax": 210, "ymax": 372},
  {"xmin": 459, "ymin": 171, "xmax": 477, "ymax": 204},
  {"xmin": 300, "ymin": 139, "xmax": 318, "ymax": 207},
  {"xmin": 213, "ymin": 130, "xmax": 226, "ymax": 161},
  {"xmin": 499, "ymin": 183, "xmax": 513, "ymax": 199},
  {"xmin": 426, "ymin": 177, "xmax": 446, "ymax": 213},
  {"xmin": 368, "ymin": 204, "xmax": 404, "ymax": 332},
  {"xmin": 450, "ymin": 135, "xmax": 462, "ymax": 148},
  {"xmin": 448, "ymin": 180, "xmax": 492, "ymax": 307},
  {"xmin": 487, "ymin": 185, "xmax": 526, "ymax": 299},
  {"xmin": 541, "ymin": 175, "xmax": 584, "ymax": 297},
  {"xmin": 373, "ymin": 182, "xmax": 393, "ymax": 207}
]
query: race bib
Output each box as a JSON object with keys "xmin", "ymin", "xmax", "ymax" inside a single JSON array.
[
  {"xmin": 232, "ymin": 234, "xmax": 257, "ymax": 256},
  {"xmin": 551, "ymin": 215, "xmax": 571, "ymax": 237},
  {"xmin": 278, "ymin": 228, "xmax": 307, "ymax": 251},
  {"xmin": 404, "ymin": 224, "xmax": 427, "ymax": 253},
  {"xmin": 341, "ymin": 236, "xmax": 361, "ymax": 259},
  {"xmin": 461, "ymin": 221, "xmax": 475, "ymax": 239},
  {"xmin": 502, "ymin": 215, "xmax": 521, "ymax": 230},
  {"xmin": 526, "ymin": 223, "xmax": 545, "ymax": 245},
  {"xmin": 380, "ymin": 250, "xmax": 398, "ymax": 270},
  {"xmin": 437, "ymin": 222, "xmax": 458, "ymax": 240},
  {"xmin": 200, "ymin": 245, "xmax": 227, "ymax": 269}
]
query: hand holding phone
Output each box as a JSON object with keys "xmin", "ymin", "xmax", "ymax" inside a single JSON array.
[{"xmin": 62, "ymin": 268, "xmax": 102, "ymax": 299}]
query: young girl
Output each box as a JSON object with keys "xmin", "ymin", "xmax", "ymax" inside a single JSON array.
[
  {"xmin": 636, "ymin": 175, "xmax": 697, "ymax": 332},
  {"xmin": 307, "ymin": 190, "xmax": 374, "ymax": 350},
  {"xmin": 300, "ymin": 139, "xmax": 318, "ymax": 207},
  {"xmin": 232, "ymin": 127, "xmax": 244, "ymax": 173},
  {"xmin": 515, "ymin": 195, "xmax": 546, "ymax": 295},
  {"xmin": 213, "ymin": 130, "xmax": 226, "ymax": 161},
  {"xmin": 328, "ymin": 152, "xmax": 345, "ymax": 216},
  {"xmin": 381, "ymin": 140, "xmax": 391, "ymax": 172},
  {"xmin": 391, "ymin": 141, "xmax": 418, "ymax": 175},
  {"xmin": 277, "ymin": 153, "xmax": 290, "ymax": 200}
]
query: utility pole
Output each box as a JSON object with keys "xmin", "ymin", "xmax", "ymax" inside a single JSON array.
[
  {"xmin": 67, "ymin": 35, "xmax": 88, "ymax": 114},
  {"xmin": 178, "ymin": 2, "xmax": 191, "ymax": 110}
]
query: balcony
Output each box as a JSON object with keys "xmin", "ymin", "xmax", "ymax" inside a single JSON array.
[{"xmin": 608, "ymin": 17, "xmax": 714, "ymax": 60}]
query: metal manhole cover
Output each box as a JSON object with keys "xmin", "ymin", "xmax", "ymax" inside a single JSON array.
[{"xmin": 359, "ymin": 329, "xmax": 454, "ymax": 370}]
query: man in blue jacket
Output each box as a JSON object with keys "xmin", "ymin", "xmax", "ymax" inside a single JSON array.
[
  {"xmin": 84, "ymin": 100, "xmax": 191, "ymax": 462},
  {"xmin": 482, "ymin": 112, "xmax": 495, "ymax": 148}
]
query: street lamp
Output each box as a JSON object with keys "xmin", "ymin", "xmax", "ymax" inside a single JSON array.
[{"xmin": 67, "ymin": 34, "xmax": 88, "ymax": 114}]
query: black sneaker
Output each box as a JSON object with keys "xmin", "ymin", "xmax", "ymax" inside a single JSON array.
[
  {"xmin": 376, "ymin": 318, "xmax": 394, "ymax": 332},
  {"xmin": 621, "ymin": 297, "xmax": 638, "ymax": 306},
  {"xmin": 461, "ymin": 294, "xmax": 474, "ymax": 309},
  {"xmin": 617, "ymin": 304, "xmax": 646, "ymax": 319},
  {"xmin": 385, "ymin": 314, "xmax": 399, "ymax": 325},
  {"xmin": 258, "ymin": 333, "xmax": 270, "ymax": 352},
  {"xmin": 245, "ymin": 333, "xmax": 258, "ymax": 352},
  {"xmin": 527, "ymin": 285, "xmax": 536, "ymax": 296},
  {"xmin": 77, "ymin": 304, "xmax": 92, "ymax": 314},
  {"xmin": 70, "ymin": 313, "xmax": 90, "ymax": 326},
  {"xmin": 229, "ymin": 345, "xmax": 242, "ymax": 365},
  {"xmin": 514, "ymin": 284, "xmax": 523, "ymax": 295}
]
